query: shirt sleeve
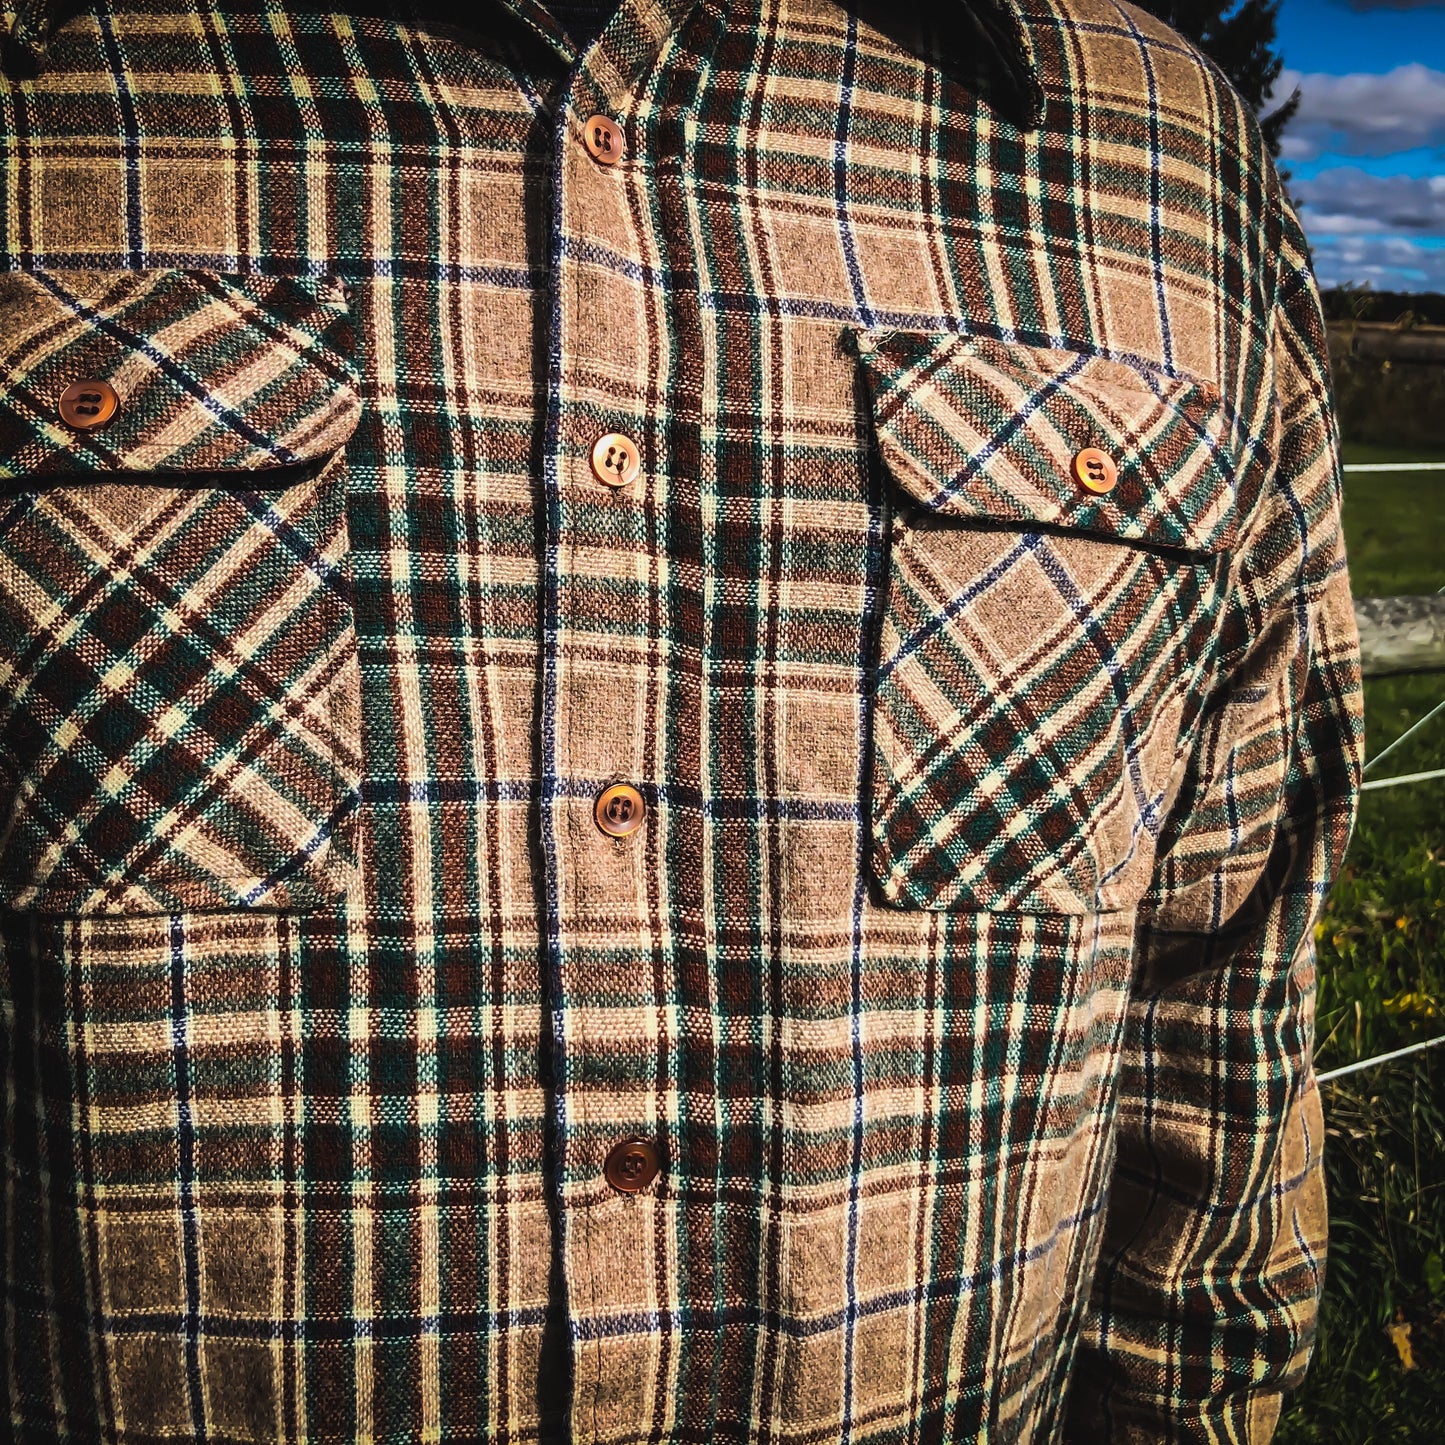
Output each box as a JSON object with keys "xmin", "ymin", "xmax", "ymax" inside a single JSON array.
[{"xmin": 1063, "ymin": 206, "xmax": 1366, "ymax": 1443}]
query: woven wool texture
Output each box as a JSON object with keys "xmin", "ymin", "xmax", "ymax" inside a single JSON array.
[{"xmin": 0, "ymin": 1, "xmax": 1363, "ymax": 1442}]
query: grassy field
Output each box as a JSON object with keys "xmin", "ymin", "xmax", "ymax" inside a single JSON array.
[{"xmin": 1277, "ymin": 443, "xmax": 1445, "ymax": 1441}]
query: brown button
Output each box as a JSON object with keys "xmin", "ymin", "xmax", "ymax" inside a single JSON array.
[
  {"xmin": 583, "ymin": 114, "xmax": 625, "ymax": 166},
  {"xmin": 58, "ymin": 379, "xmax": 119, "ymax": 431},
  {"xmin": 604, "ymin": 1137, "xmax": 660, "ymax": 1193},
  {"xmin": 595, "ymin": 782, "xmax": 646, "ymax": 838},
  {"xmin": 591, "ymin": 432, "xmax": 642, "ymax": 489},
  {"xmin": 1073, "ymin": 447, "xmax": 1119, "ymax": 495}
]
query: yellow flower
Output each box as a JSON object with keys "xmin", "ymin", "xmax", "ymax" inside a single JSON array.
[
  {"xmin": 1389, "ymin": 1314, "xmax": 1415, "ymax": 1372},
  {"xmin": 1382, "ymin": 991, "xmax": 1440, "ymax": 1019}
]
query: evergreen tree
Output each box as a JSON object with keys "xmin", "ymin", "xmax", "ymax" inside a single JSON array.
[{"xmin": 1132, "ymin": 0, "xmax": 1300, "ymax": 155}]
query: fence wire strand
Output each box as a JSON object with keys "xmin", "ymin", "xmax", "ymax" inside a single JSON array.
[
  {"xmin": 1361, "ymin": 766, "xmax": 1445, "ymax": 792},
  {"xmin": 1342, "ymin": 462, "xmax": 1445, "ymax": 473},
  {"xmin": 1318, "ymin": 1033, "xmax": 1445, "ymax": 1084},
  {"xmin": 1362, "ymin": 693, "xmax": 1445, "ymax": 777}
]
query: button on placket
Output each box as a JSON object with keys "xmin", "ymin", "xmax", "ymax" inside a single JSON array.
[
  {"xmin": 594, "ymin": 783, "xmax": 646, "ymax": 839},
  {"xmin": 583, "ymin": 113, "xmax": 625, "ymax": 166},
  {"xmin": 604, "ymin": 1138, "xmax": 661, "ymax": 1194},
  {"xmin": 591, "ymin": 431, "xmax": 641, "ymax": 489}
]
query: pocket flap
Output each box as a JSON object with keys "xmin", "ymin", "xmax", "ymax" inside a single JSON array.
[
  {"xmin": 0, "ymin": 269, "xmax": 361, "ymax": 480},
  {"xmin": 852, "ymin": 330, "xmax": 1237, "ymax": 555}
]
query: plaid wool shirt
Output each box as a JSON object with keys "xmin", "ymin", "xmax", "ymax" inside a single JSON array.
[{"xmin": 0, "ymin": 0, "xmax": 1364, "ymax": 1440}]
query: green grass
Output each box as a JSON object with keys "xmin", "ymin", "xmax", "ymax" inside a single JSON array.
[
  {"xmin": 1277, "ymin": 443, "xmax": 1445, "ymax": 1440},
  {"xmin": 1340, "ymin": 443, "xmax": 1445, "ymax": 597}
]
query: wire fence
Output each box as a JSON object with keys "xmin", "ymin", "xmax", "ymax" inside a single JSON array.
[
  {"xmin": 1343, "ymin": 462, "xmax": 1445, "ymax": 473},
  {"xmin": 1315, "ymin": 498, "xmax": 1444, "ymax": 1086},
  {"xmin": 1318, "ymin": 1033, "xmax": 1445, "ymax": 1085}
]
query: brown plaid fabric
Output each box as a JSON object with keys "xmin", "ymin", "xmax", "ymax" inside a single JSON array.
[{"xmin": 0, "ymin": 1, "xmax": 1363, "ymax": 1442}]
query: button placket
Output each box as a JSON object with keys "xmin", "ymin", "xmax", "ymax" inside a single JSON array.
[
  {"xmin": 543, "ymin": 46, "xmax": 687, "ymax": 1418},
  {"xmin": 564, "ymin": 105, "xmax": 650, "ymax": 859}
]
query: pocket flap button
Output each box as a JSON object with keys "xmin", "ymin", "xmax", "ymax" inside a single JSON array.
[
  {"xmin": 58, "ymin": 379, "xmax": 120, "ymax": 431},
  {"xmin": 1073, "ymin": 447, "xmax": 1119, "ymax": 495},
  {"xmin": 604, "ymin": 1138, "xmax": 660, "ymax": 1193}
]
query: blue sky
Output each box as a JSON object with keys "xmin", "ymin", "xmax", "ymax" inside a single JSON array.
[{"xmin": 1268, "ymin": 0, "xmax": 1445, "ymax": 292}]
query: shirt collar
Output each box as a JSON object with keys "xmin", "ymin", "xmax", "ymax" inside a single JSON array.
[
  {"xmin": 493, "ymin": 0, "xmax": 710, "ymax": 121},
  {"xmin": 2, "ymin": 0, "xmax": 1043, "ymax": 129},
  {"xmin": 495, "ymin": 0, "xmax": 1043, "ymax": 128}
]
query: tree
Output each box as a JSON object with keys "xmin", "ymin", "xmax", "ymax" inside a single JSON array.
[{"xmin": 1131, "ymin": 0, "xmax": 1300, "ymax": 155}]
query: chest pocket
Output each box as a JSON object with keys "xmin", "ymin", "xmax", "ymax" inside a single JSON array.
[
  {"xmin": 854, "ymin": 330, "xmax": 1238, "ymax": 916},
  {"xmin": 0, "ymin": 268, "xmax": 363, "ymax": 916}
]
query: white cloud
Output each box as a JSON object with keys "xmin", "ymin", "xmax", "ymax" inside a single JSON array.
[
  {"xmin": 1309, "ymin": 234, "xmax": 1445, "ymax": 290},
  {"xmin": 1274, "ymin": 64, "xmax": 1445, "ymax": 161},
  {"xmin": 1294, "ymin": 169, "xmax": 1445, "ymax": 236}
]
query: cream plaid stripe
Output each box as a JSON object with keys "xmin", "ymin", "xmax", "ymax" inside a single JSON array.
[{"xmin": 0, "ymin": 1, "xmax": 1361, "ymax": 1442}]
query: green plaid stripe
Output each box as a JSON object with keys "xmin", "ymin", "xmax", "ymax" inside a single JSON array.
[{"xmin": 0, "ymin": 1, "xmax": 1362, "ymax": 1442}]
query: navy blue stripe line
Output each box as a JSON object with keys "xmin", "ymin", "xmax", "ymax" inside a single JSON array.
[
  {"xmin": 578, "ymin": 1193, "xmax": 1111, "ymax": 1344},
  {"xmin": 703, "ymin": 294, "xmax": 1228, "ymax": 397},
  {"xmin": 95, "ymin": 13, "xmax": 144, "ymax": 269},
  {"xmin": 1028, "ymin": 543, "xmax": 1155, "ymax": 849},
  {"xmin": 1092, "ymin": 786, "xmax": 1170, "ymax": 893},
  {"xmin": 1138, "ymin": 370, "xmax": 1241, "ymax": 499},
  {"xmin": 1112, "ymin": 1139, "xmax": 1318, "ymax": 1218},
  {"xmin": 36, "ymin": 1140, "xmax": 1324, "ymax": 1350},
  {"xmin": 1119, "ymin": 6, "xmax": 1175, "ymax": 373},
  {"xmin": 360, "ymin": 778, "xmax": 540, "ymax": 805},
  {"xmin": 349, "ymin": 256, "xmax": 541, "ymax": 289},
  {"xmin": 21, "ymin": 252, "xmax": 543, "ymax": 292},
  {"xmin": 1055, "ymin": 14, "xmax": 1217, "ymax": 65},
  {"xmin": 876, "ymin": 531, "xmax": 1040, "ymax": 681},
  {"xmin": 234, "ymin": 488, "xmax": 350, "ymax": 597},
  {"xmin": 43, "ymin": 1191, "xmax": 1108, "ymax": 1349},
  {"xmin": 239, "ymin": 789, "xmax": 360, "ymax": 906},
  {"xmin": 1277, "ymin": 465, "xmax": 1317, "ymax": 642},
  {"xmin": 562, "ymin": 234, "xmax": 667, "ymax": 288},
  {"xmin": 913, "ymin": 352, "xmax": 1092, "ymax": 508},
  {"xmin": 834, "ymin": 11, "xmax": 878, "ymax": 336},
  {"xmin": 358, "ymin": 777, "xmax": 859, "ymax": 822},
  {"xmin": 13, "ymin": 250, "xmax": 1239, "ymax": 408}
]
